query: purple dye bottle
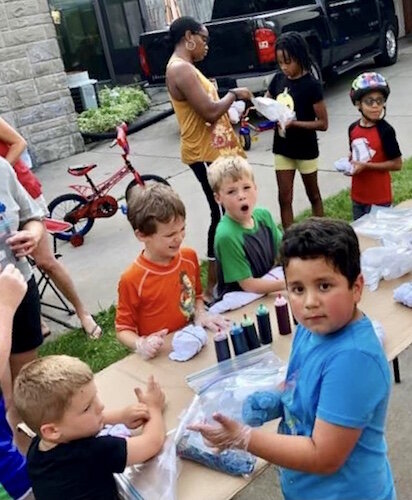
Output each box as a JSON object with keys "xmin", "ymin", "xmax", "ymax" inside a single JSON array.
[{"xmin": 274, "ymin": 294, "xmax": 291, "ymax": 336}]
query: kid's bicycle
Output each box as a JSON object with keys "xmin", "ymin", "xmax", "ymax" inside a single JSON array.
[
  {"xmin": 48, "ymin": 123, "xmax": 170, "ymax": 246},
  {"xmin": 238, "ymin": 106, "xmax": 275, "ymax": 151}
]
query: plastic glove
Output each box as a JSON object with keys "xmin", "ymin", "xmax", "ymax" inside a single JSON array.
[
  {"xmin": 195, "ymin": 311, "xmax": 231, "ymax": 332},
  {"xmin": 242, "ymin": 390, "xmax": 282, "ymax": 427},
  {"xmin": 188, "ymin": 412, "xmax": 252, "ymax": 452},
  {"xmin": 135, "ymin": 329, "xmax": 168, "ymax": 360}
]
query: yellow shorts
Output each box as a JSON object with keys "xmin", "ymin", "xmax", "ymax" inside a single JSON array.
[{"xmin": 274, "ymin": 154, "xmax": 318, "ymax": 175}]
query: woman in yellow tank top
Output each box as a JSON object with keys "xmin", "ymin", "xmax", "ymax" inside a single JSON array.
[{"xmin": 166, "ymin": 16, "xmax": 252, "ymax": 300}]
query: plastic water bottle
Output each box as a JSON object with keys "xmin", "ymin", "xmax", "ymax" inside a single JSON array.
[
  {"xmin": 256, "ymin": 303, "xmax": 273, "ymax": 344},
  {"xmin": 214, "ymin": 329, "xmax": 231, "ymax": 362},
  {"xmin": 241, "ymin": 313, "xmax": 260, "ymax": 350},
  {"xmin": 0, "ymin": 202, "xmax": 16, "ymax": 268},
  {"xmin": 274, "ymin": 294, "xmax": 291, "ymax": 336},
  {"xmin": 230, "ymin": 323, "xmax": 249, "ymax": 356}
]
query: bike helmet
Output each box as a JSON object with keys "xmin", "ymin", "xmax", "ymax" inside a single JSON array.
[{"xmin": 350, "ymin": 72, "xmax": 390, "ymax": 104}]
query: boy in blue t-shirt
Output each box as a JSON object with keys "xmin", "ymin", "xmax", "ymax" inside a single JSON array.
[
  {"xmin": 207, "ymin": 155, "xmax": 286, "ymax": 299},
  {"xmin": 190, "ymin": 217, "xmax": 395, "ymax": 500}
]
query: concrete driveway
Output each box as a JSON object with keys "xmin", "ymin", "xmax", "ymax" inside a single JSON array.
[{"xmin": 36, "ymin": 37, "xmax": 412, "ymax": 499}]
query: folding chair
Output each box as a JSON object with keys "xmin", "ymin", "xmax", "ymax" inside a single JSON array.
[{"xmin": 31, "ymin": 218, "xmax": 75, "ymax": 328}]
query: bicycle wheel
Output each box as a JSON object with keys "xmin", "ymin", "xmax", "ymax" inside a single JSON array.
[
  {"xmin": 48, "ymin": 193, "xmax": 94, "ymax": 241},
  {"xmin": 125, "ymin": 174, "xmax": 170, "ymax": 200}
]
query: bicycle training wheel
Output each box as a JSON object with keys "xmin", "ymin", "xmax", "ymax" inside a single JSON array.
[
  {"xmin": 125, "ymin": 174, "xmax": 170, "ymax": 201},
  {"xmin": 48, "ymin": 193, "xmax": 95, "ymax": 241}
]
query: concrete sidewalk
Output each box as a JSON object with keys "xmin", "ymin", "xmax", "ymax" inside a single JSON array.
[{"xmin": 35, "ymin": 37, "xmax": 412, "ymax": 499}]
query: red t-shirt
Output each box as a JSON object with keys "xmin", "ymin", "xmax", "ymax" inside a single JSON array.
[
  {"xmin": 0, "ymin": 141, "xmax": 42, "ymax": 199},
  {"xmin": 349, "ymin": 120, "xmax": 401, "ymax": 205},
  {"xmin": 115, "ymin": 247, "xmax": 203, "ymax": 337}
]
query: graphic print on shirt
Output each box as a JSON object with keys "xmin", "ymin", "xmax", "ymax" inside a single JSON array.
[
  {"xmin": 278, "ymin": 373, "xmax": 305, "ymax": 436},
  {"xmin": 179, "ymin": 271, "xmax": 196, "ymax": 320},
  {"xmin": 351, "ymin": 137, "xmax": 376, "ymax": 163},
  {"xmin": 276, "ymin": 87, "xmax": 295, "ymax": 111}
]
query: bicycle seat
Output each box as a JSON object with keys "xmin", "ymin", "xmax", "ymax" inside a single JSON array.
[{"xmin": 68, "ymin": 164, "xmax": 97, "ymax": 176}]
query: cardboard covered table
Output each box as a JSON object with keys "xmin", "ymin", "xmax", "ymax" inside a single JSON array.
[{"xmin": 95, "ymin": 206, "xmax": 412, "ymax": 499}]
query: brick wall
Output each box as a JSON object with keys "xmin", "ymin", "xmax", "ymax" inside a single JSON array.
[{"xmin": 0, "ymin": 0, "xmax": 84, "ymax": 166}]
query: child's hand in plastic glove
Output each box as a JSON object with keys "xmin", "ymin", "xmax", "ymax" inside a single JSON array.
[
  {"xmin": 242, "ymin": 391, "xmax": 282, "ymax": 427},
  {"xmin": 195, "ymin": 311, "xmax": 231, "ymax": 332},
  {"xmin": 119, "ymin": 402, "xmax": 150, "ymax": 429},
  {"xmin": 188, "ymin": 413, "xmax": 252, "ymax": 452},
  {"xmin": 135, "ymin": 375, "xmax": 166, "ymax": 412},
  {"xmin": 135, "ymin": 329, "xmax": 168, "ymax": 360}
]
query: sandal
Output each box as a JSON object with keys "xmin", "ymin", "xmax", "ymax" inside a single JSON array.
[{"xmin": 82, "ymin": 315, "xmax": 102, "ymax": 340}]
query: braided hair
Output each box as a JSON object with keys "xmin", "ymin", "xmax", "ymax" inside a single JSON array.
[{"xmin": 275, "ymin": 31, "xmax": 312, "ymax": 72}]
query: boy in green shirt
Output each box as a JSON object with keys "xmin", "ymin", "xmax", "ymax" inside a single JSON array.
[{"xmin": 207, "ymin": 156, "xmax": 286, "ymax": 299}]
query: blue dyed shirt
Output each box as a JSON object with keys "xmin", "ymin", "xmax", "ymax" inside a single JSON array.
[{"xmin": 279, "ymin": 315, "xmax": 395, "ymax": 500}]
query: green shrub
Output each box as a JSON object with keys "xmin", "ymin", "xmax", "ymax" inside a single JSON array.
[{"xmin": 77, "ymin": 86, "xmax": 151, "ymax": 134}]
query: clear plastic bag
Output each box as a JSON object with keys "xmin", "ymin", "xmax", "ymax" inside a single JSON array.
[
  {"xmin": 251, "ymin": 97, "xmax": 295, "ymax": 131},
  {"xmin": 361, "ymin": 246, "xmax": 412, "ymax": 291},
  {"xmin": 115, "ymin": 434, "xmax": 178, "ymax": 500},
  {"xmin": 175, "ymin": 347, "xmax": 286, "ymax": 476},
  {"xmin": 352, "ymin": 205, "xmax": 412, "ymax": 243}
]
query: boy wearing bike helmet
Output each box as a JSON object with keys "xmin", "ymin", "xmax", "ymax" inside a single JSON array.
[{"xmin": 349, "ymin": 72, "xmax": 402, "ymax": 220}]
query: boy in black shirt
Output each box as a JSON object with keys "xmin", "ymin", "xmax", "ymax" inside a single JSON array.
[{"xmin": 13, "ymin": 355, "xmax": 166, "ymax": 500}]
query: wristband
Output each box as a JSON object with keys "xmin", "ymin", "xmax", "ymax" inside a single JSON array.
[{"xmin": 228, "ymin": 89, "xmax": 238, "ymax": 100}]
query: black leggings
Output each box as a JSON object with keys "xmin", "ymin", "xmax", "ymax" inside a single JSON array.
[{"xmin": 189, "ymin": 161, "xmax": 222, "ymax": 259}]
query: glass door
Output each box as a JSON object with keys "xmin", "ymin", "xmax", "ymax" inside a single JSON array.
[
  {"xmin": 97, "ymin": 0, "xmax": 144, "ymax": 82},
  {"xmin": 49, "ymin": 0, "xmax": 110, "ymax": 81}
]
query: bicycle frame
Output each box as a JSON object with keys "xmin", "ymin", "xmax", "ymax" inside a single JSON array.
[{"xmin": 69, "ymin": 158, "xmax": 143, "ymax": 200}]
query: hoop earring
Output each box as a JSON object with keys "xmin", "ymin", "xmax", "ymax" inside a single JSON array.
[{"xmin": 185, "ymin": 40, "xmax": 196, "ymax": 51}]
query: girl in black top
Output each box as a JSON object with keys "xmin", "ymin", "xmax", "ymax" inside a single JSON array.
[{"xmin": 266, "ymin": 32, "xmax": 328, "ymax": 228}]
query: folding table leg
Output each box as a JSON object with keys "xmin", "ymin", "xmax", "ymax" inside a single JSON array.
[{"xmin": 393, "ymin": 357, "xmax": 401, "ymax": 384}]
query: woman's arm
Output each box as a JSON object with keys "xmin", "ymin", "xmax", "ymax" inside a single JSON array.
[
  {"xmin": 0, "ymin": 118, "xmax": 27, "ymax": 166},
  {"xmin": 167, "ymin": 62, "xmax": 251, "ymax": 123}
]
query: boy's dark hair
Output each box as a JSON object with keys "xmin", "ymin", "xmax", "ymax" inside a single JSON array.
[
  {"xmin": 275, "ymin": 31, "xmax": 312, "ymax": 72},
  {"xmin": 280, "ymin": 217, "xmax": 360, "ymax": 287},
  {"xmin": 169, "ymin": 16, "xmax": 203, "ymax": 46},
  {"xmin": 127, "ymin": 183, "xmax": 185, "ymax": 235}
]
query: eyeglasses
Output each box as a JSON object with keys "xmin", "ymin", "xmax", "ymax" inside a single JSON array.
[
  {"xmin": 195, "ymin": 33, "xmax": 209, "ymax": 44},
  {"xmin": 362, "ymin": 96, "xmax": 386, "ymax": 106}
]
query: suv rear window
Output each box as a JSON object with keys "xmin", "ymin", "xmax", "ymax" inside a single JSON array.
[{"xmin": 212, "ymin": 0, "xmax": 314, "ymax": 20}]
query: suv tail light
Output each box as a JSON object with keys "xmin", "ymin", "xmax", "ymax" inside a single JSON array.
[
  {"xmin": 254, "ymin": 28, "xmax": 276, "ymax": 64},
  {"xmin": 138, "ymin": 45, "xmax": 151, "ymax": 78}
]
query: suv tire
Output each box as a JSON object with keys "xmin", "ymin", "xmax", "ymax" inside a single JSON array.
[{"xmin": 374, "ymin": 24, "xmax": 398, "ymax": 66}]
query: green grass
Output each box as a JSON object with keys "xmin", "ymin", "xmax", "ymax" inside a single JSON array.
[
  {"xmin": 39, "ymin": 306, "xmax": 129, "ymax": 372},
  {"xmin": 40, "ymin": 158, "xmax": 412, "ymax": 372}
]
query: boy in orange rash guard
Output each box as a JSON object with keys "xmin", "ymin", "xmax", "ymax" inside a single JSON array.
[{"xmin": 115, "ymin": 183, "xmax": 229, "ymax": 359}]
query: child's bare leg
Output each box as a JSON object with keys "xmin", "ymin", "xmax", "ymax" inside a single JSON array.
[
  {"xmin": 31, "ymin": 230, "xmax": 101, "ymax": 338},
  {"xmin": 301, "ymin": 171, "xmax": 324, "ymax": 218},
  {"xmin": 276, "ymin": 169, "xmax": 296, "ymax": 229}
]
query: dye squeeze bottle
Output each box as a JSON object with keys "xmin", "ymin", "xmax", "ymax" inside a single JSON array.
[
  {"xmin": 0, "ymin": 203, "xmax": 16, "ymax": 269},
  {"xmin": 214, "ymin": 329, "xmax": 231, "ymax": 362},
  {"xmin": 256, "ymin": 303, "xmax": 272, "ymax": 344},
  {"xmin": 230, "ymin": 323, "xmax": 249, "ymax": 356},
  {"xmin": 274, "ymin": 294, "xmax": 291, "ymax": 336},
  {"xmin": 241, "ymin": 314, "xmax": 260, "ymax": 350}
]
